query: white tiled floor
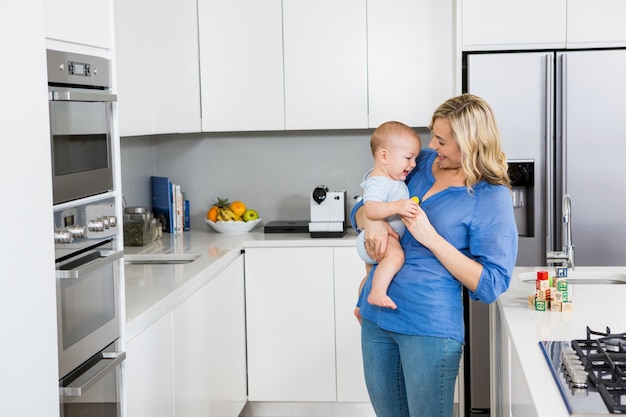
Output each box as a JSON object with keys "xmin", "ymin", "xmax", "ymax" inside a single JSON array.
[
  {"xmin": 239, "ymin": 402, "xmax": 376, "ymax": 417},
  {"xmin": 239, "ymin": 401, "xmax": 460, "ymax": 417}
]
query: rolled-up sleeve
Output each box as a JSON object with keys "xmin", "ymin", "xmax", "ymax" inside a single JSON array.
[{"xmin": 468, "ymin": 185, "xmax": 519, "ymax": 303}]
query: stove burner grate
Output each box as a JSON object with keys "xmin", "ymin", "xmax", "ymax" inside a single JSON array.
[{"xmin": 571, "ymin": 327, "xmax": 626, "ymax": 414}]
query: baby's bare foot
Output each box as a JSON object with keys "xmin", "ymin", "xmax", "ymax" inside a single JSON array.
[{"xmin": 368, "ymin": 292, "xmax": 397, "ymax": 309}]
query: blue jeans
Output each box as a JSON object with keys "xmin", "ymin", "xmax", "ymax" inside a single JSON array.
[{"xmin": 361, "ymin": 318, "xmax": 462, "ymax": 417}]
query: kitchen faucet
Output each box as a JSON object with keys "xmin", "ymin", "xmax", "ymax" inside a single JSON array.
[{"xmin": 546, "ymin": 194, "xmax": 575, "ymax": 268}]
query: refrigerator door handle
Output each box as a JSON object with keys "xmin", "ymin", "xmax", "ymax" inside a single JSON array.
[{"xmin": 545, "ymin": 53, "xmax": 555, "ymax": 254}]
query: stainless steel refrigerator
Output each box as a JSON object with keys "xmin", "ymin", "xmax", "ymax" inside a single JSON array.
[{"xmin": 463, "ymin": 48, "xmax": 626, "ymax": 416}]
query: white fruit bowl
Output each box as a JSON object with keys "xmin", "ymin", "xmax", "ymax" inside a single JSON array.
[{"xmin": 205, "ymin": 218, "xmax": 262, "ymax": 234}]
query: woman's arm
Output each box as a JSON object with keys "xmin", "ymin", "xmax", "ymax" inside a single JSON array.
[
  {"xmin": 402, "ymin": 206, "xmax": 483, "ymax": 292},
  {"xmin": 353, "ymin": 205, "xmax": 398, "ymax": 262}
]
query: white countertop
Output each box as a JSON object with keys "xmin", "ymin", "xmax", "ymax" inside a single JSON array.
[
  {"xmin": 124, "ymin": 229, "xmax": 626, "ymax": 416},
  {"xmin": 499, "ymin": 266, "xmax": 626, "ymax": 417},
  {"xmin": 123, "ymin": 228, "xmax": 357, "ymax": 340}
]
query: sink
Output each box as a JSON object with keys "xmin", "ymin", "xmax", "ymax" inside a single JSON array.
[
  {"xmin": 124, "ymin": 253, "xmax": 200, "ymax": 264},
  {"xmin": 520, "ymin": 270, "xmax": 626, "ymax": 285}
]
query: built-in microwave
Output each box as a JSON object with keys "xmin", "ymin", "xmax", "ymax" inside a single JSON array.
[{"xmin": 47, "ymin": 50, "xmax": 117, "ymax": 205}]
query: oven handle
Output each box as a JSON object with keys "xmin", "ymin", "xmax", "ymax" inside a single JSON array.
[
  {"xmin": 56, "ymin": 250, "xmax": 123, "ymax": 279},
  {"xmin": 50, "ymin": 90, "xmax": 117, "ymax": 102},
  {"xmin": 60, "ymin": 351, "xmax": 126, "ymax": 397}
]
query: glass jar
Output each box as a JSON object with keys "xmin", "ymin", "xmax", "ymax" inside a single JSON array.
[{"xmin": 123, "ymin": 206, "xmax": 153, "ymax": 246}]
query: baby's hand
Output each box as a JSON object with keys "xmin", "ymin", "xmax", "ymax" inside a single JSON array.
[{"xmin": 396, "ymin": 197, "xmax": 420, "ymax": 218}]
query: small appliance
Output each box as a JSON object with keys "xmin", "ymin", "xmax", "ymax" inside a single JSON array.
[{"xmin": 308, "ymin": 185, "xmax": 346, "ymax": 238}]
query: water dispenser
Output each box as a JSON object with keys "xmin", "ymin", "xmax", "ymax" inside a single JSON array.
[{"xmin": 508, "ymin": 160, "xmax": 534, "ymax": 237}]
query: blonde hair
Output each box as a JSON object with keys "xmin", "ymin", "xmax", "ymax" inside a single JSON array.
[
  {"xmin": 370, "ymin": 121, "xmax": 421, "ymax": 156},
  {"xmin": 429, "ymin": 94, "xmax": 510, "ymax": 190}
]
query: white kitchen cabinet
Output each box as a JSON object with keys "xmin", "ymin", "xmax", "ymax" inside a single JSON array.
[
  {"xmin": 172, "ymin": 255, "xmax": 247, "ymax": 417},
  {"xmin": 44, "ymin": 0, "xmax": 114, "ymax": 50},
  {"xmin": 125, "ymin": 312, "xmax": 175, "ymax": 417},
  {"xmin": 245, "ymin": 247, "xmax": 337, "ymax": 401},
  {"xmin": 198, "ymin": 0, "xmax": 284, "ymax": 132},
  {"xmin": 283, "ymin": 0, "xmax": 368, "ymax": 130},
  {"xmin": 492, "ymin": 304, "xmax": 537, "ymax": 417},
  {"xmin": 116, "ymin": 0, "xmax": 201, "ymax": 136},
  {"xmin": 333, "ymin": 247, "xmax": 370, "ymax": 402},
  {"xmin": 3, "ymin": 3, "xmax": 59, "ymax": 415},
  {"xmin": 462, "ymin": 0, "xmax": 566, "ymax": 50},
  {"xmin": 367, "ymin": 0, "xmax": 455, "ymax": 128},
  {"xmin": 566, "ymin": 0, "xmax": 626, "ymax": 47},
  {"xmin": 462, "ymin": 0, "xmax": 626, "ymax": 50}
]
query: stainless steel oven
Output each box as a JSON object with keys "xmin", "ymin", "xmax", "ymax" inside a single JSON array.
[
  {"xmin": 54, "ymin": 197, "xmax": 125, "ymax": 417},
  {"xmin": 47, "ymin": 49, "xmax": 116, "ymax": 205}
]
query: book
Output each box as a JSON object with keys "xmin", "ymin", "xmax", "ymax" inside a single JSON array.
[
  {"xmin": 183, "ymin": 193, "xmax": 190, "ymax": 231},
  {"xmin": 151, "ymin": 176, "xmax": 174, "ymax": 233},
  {"xmin": 175, "ymin": 184, "xmax": 183, "ymax": 233}
]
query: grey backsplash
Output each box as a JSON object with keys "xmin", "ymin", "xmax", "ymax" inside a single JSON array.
[{"xmin": 120, "ymin": 128, "xmax": 430, "ymax": 231}]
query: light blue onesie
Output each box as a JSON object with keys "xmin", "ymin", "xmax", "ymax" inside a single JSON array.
[{"xmin": 356, "ymin": 174, "xmax": 409, "ymax": 264}]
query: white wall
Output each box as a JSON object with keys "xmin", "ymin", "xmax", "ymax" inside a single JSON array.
[
  {"xmin": 0, "ymin": 1, "xmax": 59, "ymax": 416},
  {"xmin": 121, "ymin": 128, "xmax": 430, "ymax": 231}
]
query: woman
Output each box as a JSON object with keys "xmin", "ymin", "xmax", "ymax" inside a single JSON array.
[{"xmin": 351, "ymin": 94, "xmax": 518, "ymax": 417}]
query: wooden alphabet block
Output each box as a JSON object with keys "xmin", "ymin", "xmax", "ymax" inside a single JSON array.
[
  {"xmin": 528, "ymin": 295, "xmax": 536, "ymax": 307},
  {"xmin": 562, "ymin": 302, "xmax": 573, "ymax": 312},
  {"xmin": 537, "ymin": 289, "xmax": 551, "ymax": 301},
  {"xmin": 551, "ymin": 301, "xmax": 563, "ymax": 311},
  {"xmin": 535, "ymin": 300, "xmax": 547, "ymax": 311},
  {"xmin": 557, "ymin": 280, "xmax": 569, "ymax": 292}
]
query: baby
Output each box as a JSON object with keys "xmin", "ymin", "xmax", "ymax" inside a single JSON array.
[{"xmin": 357, "ymin": 121, "xmax": 421, "ymax": 309}]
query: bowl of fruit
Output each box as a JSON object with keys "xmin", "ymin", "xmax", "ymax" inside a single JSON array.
[{"xmin": 205, "ymin": 198, "xmax": 261, "ymax": 234}]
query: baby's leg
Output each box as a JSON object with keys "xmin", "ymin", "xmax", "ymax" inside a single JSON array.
[{"xmin": 367, "ymin": 236, "xmax": 404, "ymax": 309}]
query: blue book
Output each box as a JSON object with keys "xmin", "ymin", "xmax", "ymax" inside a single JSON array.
[
  {"xmin": 151, "ymin": 176, "xmax": 174, "ymax": 233},
  {"xmin": 183, "ymin": 193, "xmax": 190, "ymax": 231}
]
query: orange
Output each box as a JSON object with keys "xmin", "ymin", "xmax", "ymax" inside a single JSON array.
[
  {"xmin": 230, "ymin": 201, "xmax": 246, "ymax": 217},
  {"xmin": 207, "ymin": 206, "xmax": 219, "ymax": 222}
]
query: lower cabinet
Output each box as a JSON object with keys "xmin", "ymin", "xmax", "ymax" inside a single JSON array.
[
  {"xmin": 173, "ymin": 255, "xmax": 247, "ymax": 417},
  {"xmin": 492, "ymin": 303, "xmax": 537, "ymax": 417},
  {"xmin": 125, "ymin": 312, "xmax": 175, "ymax": 417},
  {"xmin": 245, "ymin": 247, "xmax": 337, "ymax": 401},
  {"xmin": 125, "ymin": 255, "xmax": 247, "ymax": 417},
  {"xmin": 244, "ymin": 245, "xmax": 369, "ymax": 403},
  {"xmin": 333, "ymin": 247, "xmax": 370, "ymax": 402}
]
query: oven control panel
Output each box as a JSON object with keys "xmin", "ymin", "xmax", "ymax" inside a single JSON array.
[{"xmin": 54, "ymin": 199, "xmax": 118, "ymax": 245}]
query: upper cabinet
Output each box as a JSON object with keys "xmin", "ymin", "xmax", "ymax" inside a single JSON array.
[
  {"xmin": 197, "ymin": 0, "xmax": 285, "ymax": 132},
  {"xmin": 198, "ymin": 0, "xmax": 368, "ymax": 132},
  {"xmin": 116, "ymin": 0, "xmax": 455, "ymax": 133},
  {"xmin": 44, "ymin": 0, "xmax": 114, "ymax": 51},
  {"xmin": 462, "ymin": 0, "xmax": 566, "ymax": 50},
  {"xmin": 367, "ymin": 0, "xmax": 454, "ymax": 128},
  {"xmin": 462, "ymin": 0, "xmax": 626, "ymax": 51},
  {"xmin": 283, "ymin": 0, "xmax": 368, "ymax": 130},
  {"xmin": 116, "ymin": 0, "xmax": 201, "ymax": 136},
  {"xmin": 566, "ymin": 0, "xmax": 626, "ymax": 47},
  {"xmin": 198, "ymin": 0, "xmax": 453, "ymax": 131}
]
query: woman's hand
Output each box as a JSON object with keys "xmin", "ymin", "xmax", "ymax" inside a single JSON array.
[
  {"xmin": 354, "ymin": 307, "xmax": 362, "ymax": 325},
  {"xmin": 356, "ymin": 205, "xmax": 398, "ymax": 262},
  {"xmin": 402, "ymin": 204, "xmax": 483, "ymax": 292},
  {"xmin": 401, "ymin": 205, "xmax": 438, "ymax": 248}
]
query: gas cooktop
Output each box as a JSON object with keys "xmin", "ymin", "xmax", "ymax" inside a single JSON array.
[{"xmin": 539, "ymin": 327, "xmax": 626, "ymax": 415}]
